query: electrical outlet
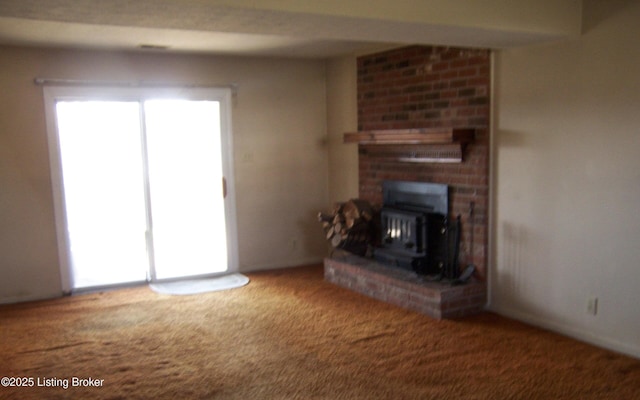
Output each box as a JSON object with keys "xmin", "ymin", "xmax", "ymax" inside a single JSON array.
[
  {"xmin": 587, "ymin": 297, "xmax": 598, "ymax": 315},
  {"xmin": 241, "ymin": 152, "xmax": 254, "ymax": 163}
]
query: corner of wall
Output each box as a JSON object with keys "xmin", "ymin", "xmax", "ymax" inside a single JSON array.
[{"xmin": 326, "ymin": 55, "xmax": 359, "ymax": 205}]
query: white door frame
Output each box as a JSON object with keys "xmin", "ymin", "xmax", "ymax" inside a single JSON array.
[{"xmin": 43, "ymin": 86, "xmax": 239, "ymax": 293}]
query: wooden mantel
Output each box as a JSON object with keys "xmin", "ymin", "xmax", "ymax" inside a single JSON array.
[
  {"xmin": 344, "ymin": 128, "xmax": 475, "ymax": 163},
  {"xmin": 343, "ymin": 128, "xmax": 475, "ymax": 145}
]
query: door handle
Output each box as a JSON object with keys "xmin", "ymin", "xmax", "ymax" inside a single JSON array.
[{"xmin": 222, "ymin": 177, "xmax": 227, "ymax": 199}]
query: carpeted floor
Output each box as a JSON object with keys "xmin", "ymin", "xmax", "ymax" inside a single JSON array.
[{"xmin": 1, "ymin": 264, "xmax": 639, "ymax": 399}]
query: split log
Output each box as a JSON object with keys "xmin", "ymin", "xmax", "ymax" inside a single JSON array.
[
  {"xmin": 317, "ymin": 212, "xmax": 334, "ymax": 223},
  {"xmin": 331, "ymin": 233, "xmax": 344, "ymax": 247},
  {"xmin": 325, "ymin": 226, "xmax": 335, "ymax": 240}
]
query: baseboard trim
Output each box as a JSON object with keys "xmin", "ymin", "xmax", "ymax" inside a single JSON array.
[
  {"xmin": 240, "ymin": 258, "xmax": 324, "ymax": 273},
  {"xmin": 0, "ymin": 291, "xmax": 64, "ymax": 305},
  {"xmin": 489, "ymin": 304, "xmax": 640, "ymax": 359}
]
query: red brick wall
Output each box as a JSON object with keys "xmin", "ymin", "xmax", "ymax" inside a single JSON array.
[{"xmin": 357, "ymin": 45, "xmax": 490, "ymax": 278}]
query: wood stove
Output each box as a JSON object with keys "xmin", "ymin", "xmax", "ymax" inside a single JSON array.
[{"xmin": 374, "ymin": 181, "xmax": 459, "ymax": 278}]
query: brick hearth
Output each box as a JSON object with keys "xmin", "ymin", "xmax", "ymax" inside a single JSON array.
[{"xmin": 324, "ymin": 253, "xmax": 486, "ymax": 319}]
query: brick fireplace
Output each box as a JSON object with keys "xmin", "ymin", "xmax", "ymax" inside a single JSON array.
[
  {"xmin": 324, "ymin": 45, "xmax": 490, "ymax": 319},
  {"xmin": 357, "ymin": 45, "xmax": 490, "ymax": 276}
]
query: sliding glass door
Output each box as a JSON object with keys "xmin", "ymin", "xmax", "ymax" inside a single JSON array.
[
  {"xmin": 144, "ymin": 100, "xmax": 228, "ymax": 280},
  {"xmin": 45, "ymin": 87, "xmax": 237, "ymax": 292}
]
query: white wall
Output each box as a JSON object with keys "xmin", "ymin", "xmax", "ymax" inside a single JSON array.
[
  {"xmin": 0, "ymin": 46, "xmax": 329, "ymax": 303},
  {"xmin": 492, "ymin": 0, "xmax": 640, "ymax": 357},
  {"xmin": 326, "ymin": 56, "xmax": 359, "ymax": 204}
]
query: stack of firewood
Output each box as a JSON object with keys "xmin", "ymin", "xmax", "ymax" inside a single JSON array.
[{"xmin": 318, "ymin": 199, "xmax": 377, "ymax": 254}]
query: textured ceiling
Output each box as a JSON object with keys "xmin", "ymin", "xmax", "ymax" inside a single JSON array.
[{"xmin": 0, "ymin": 0, "xmax": 580, "ymax": 58}]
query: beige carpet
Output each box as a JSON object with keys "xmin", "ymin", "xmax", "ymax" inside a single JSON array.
[{"xmin": 1, "ymin": 264, "xmax": 638, "ymax": 399}]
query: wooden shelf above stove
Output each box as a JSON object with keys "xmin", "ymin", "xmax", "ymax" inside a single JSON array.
[
  {"xmin": 344, "ymin": 128, "xmax": 475, "ymax": 163},
  {"xmin": 343, "ymin": 128, "xmax": 475, "ymax": 145}
]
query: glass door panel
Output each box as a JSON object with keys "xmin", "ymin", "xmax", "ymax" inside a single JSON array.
[
  {"xmin": 144, "ymin": 100, "xmax": 228, "ymax": 280},
  {"xmin": 56, "ymin": 101, "xmax": 149, "ymax": 289}
]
